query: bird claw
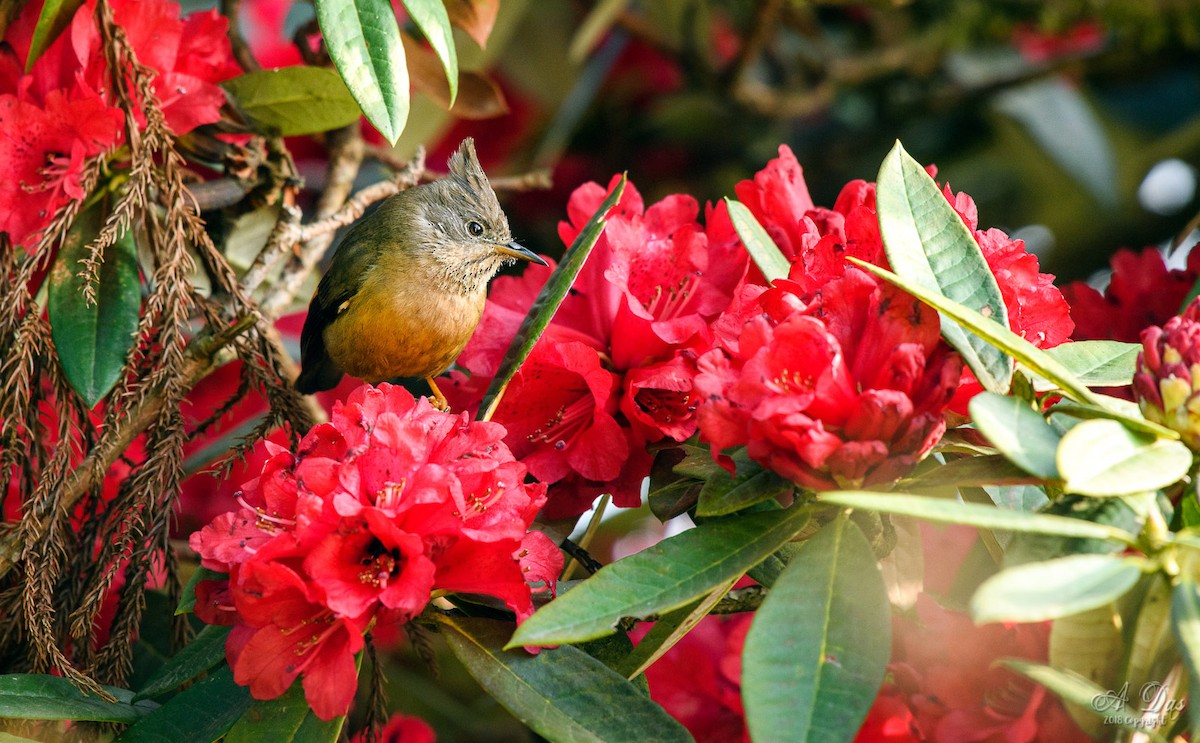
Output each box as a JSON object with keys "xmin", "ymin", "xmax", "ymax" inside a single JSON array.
[{"xmin": 426, "ymin": 394, "xmax": 451, "ymax": 412}]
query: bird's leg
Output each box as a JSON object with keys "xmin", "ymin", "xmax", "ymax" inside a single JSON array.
[{"xmin": 425, "ymin": 376, "xmax": 451, "ymax": 412}]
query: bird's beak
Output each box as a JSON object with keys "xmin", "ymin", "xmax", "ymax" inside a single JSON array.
[{"xmin": 495, "ymin": 241, "xmax": 548, "ymax": 266}]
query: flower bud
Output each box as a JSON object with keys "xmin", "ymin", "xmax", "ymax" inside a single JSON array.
[{"xmin": 1134, "ymin": 299, "xmax": 1200, "ymax": 451}]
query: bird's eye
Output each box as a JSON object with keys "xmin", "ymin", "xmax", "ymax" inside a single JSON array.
[{"xmin": 467, "ymin": 221, "xmax": 484, "ymax": 237}]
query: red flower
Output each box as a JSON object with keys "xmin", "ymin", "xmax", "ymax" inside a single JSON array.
[
  {"xmin": 695, "ymin": 267, "xmax": 962, "ymax": 490},
  {"xmin": 736, "ymin": 146, "xmax": 1073, "ymax": 415},
  {"xmin": 351, "ymin": 713, "xmax": 438, "ymax": 743},
  {"xmin": 1063, "ymin": 246, "xmax": 1200, "ymax": 343},
  {"xmin": 190, "ymin": 384, "xmax": 560, "ymax": 719},
  {"xmin": 447, "ymin": 177, "xmax": 746, "ymax": 517},
  {"xmin": 1133, "ymin": 297, "xmax": 1200, "ymax": 451},
  {"xmin": 639, "ymin": 613, "xmax": 752, "ymax": 743},
  {"xmin": 226, "ymin": 560, "xmax": 369, "ymax": 722},
  {"xmin": 0, "ymin": 0, "xmax": 238, "ymax": 248}
]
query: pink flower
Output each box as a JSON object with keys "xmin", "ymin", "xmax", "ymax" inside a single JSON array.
[{"xmin": 190, "ymin": 384, "xmax": 561, "ymax": 719}]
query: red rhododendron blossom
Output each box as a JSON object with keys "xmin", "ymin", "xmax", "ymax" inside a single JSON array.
[
  {"xmin": 1063, "ymin": 245, "xmax": 1200, "ymax": 343},
  {"xmin": 190, "ymin": 384, "xmax": 561, "ymax": 719},
  {"xmin": 736, "ymin": 145, "xmax": 1073, "ymax": 414},
  {"xmin": 447, "ymin": 178, "xmax": 746, "ymax": 517},
  {"xmin": 351, "ymin": 713, "xmax": 438, "ymax": 743},
  {"xmin": 0, "ymin": 0, "xmax": 238, "ymax": 248},
  {"xmin": 695, "ymin": 266, "xmax": 962, "ymax": 490}
]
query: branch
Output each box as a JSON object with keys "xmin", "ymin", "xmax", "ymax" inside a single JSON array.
[
  {"xmin": 220, "ymin": 0, "xmax": 261, "ymax": 73},
  {"xmin": 0, "ymin": 315, "xmax": 257, "ymax": 581}
]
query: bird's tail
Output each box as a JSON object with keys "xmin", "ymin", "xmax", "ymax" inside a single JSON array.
[{"xmin": 296, "ymin": 327, "xmax": 344, "ymax": 394}]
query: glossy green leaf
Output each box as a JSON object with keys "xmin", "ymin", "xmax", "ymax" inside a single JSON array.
[
  {"xmin": 117, "ymin": 666, "xmax": 250, "ymax": 743},
  {"xmin": 1175, "ymin": 577, "xmax": 1200, "ymax": 736},
  {"xmin": 442, "ymin": 617, "xmax": 691, "ymax": 743},
  {"xmin": 1004, "ymin": 494, "xmax": 1139, "ymax": 566},
  {"xmin": 696, "ymin": 461, "xmax": 793, "ymax": 517},
  {"xmin": 403, "ymin": 0, "xmax": 458, "ymax": 105},
  {"xmin": 1030, "ymin": 341, "xmax": 1140, "ymax": 391},
  {"xmin": 48, "ymin": 203, "xmax": 141, "ymax": 406},
  {"xmin": 509, "ymin": 506, "xmax": 811, "ymax": 646},
  {"xmin": 969, "ymin": 392, "xmax": 1062, "ymax": 479},
  {"xmin": 25, "ymin": 0, "xmax": 83, "ymax": 70},
  {"xmin": 1057, "ymin": 419, "xmax": 1192, "ymax": 496},
  {"xmin": 478, "ymin": 176, "xmax": 626, "ymax": 421},
  {"xmin": 314, "ymin": 0, "xmax": 409, "ymax": 144},
  {"xmin": 742, "ymin": 517, "xmax": 891, "ymax": 743},
  {"xmin": 1123, "ymin": 575, "xmax": 1177, "ymax": 712},
  {"xmin": 726, "ymin": 198, "xmax": 790, "ymax": 282},
  {"xmin": 819, "ymin": 491, "xmax": 1137, "ymax": 545},
  {"xmin": 617, "ymin": 575, "xmax": 738, "ymax": 680},
  {"xmin": 225, "ymin": 671, "xmax": 348, "ymax": 743},
  {"xmin": 223, "ymin": 67, "xmax": 362, "ymax": 136},
  {"xmin": 176, "ymin": 567, "xmax": 226, "ymax": 615},
  {"xmin": 1048, "ymin": 604, "xmax": 1123, "ymax": 738},
  {"xmin": 0, "ymin": 675, "xmax": 156, "ymax": 723},
  {"xmin": 877, "ymin": 141, "xmax": 1012, "ymax": 393},
  {"xmin": 849, "ymin": 259, "xmax": 1112, "ymax": 409},
  {"xmin": 134, "ymin": 625, "xmax": 232, "ymax": 700},
  {"xmin": 970, "ymin": 554, "xmax": 1146, "ymax": 623},
  {"xmin": 898, "ymin": 454, "xmax": 1041, "ymax": 490}
]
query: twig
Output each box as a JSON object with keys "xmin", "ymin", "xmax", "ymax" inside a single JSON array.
[
  {"xmin": 725, "ymin": 0, "xmax": 784, "ymax": 91},
  {"xmin": 559, "ymin": 537, "xmax": 604, "ymax": 576},
  {"xmin": 221, "ymin": 0, "xmax": 261, "ymax": 73},
  {"xmin": 257, "ymin": 137, "xmax": 425, "ymax": 319},
  {"xmin": 0, "ymin": 316, "xmax": 257, "ymax": 582}
]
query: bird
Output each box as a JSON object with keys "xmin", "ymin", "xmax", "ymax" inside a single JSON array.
[{"xmin": 294, "ymin": 138, "xmax": 547, "ymax": 408}]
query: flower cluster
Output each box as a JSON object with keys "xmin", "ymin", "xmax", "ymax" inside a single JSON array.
[
  {"xmin": 190, "ymin": 384, "xmax": 561, "ymax": 720},
  {"xmin": 447, "ymin": 145, "xmax": 1073, "ymax": 513},
  {"xmin": 693, "ymin": 145, "xmax": 1071, "ymax": 488},
  {"xmin": 0, "ymin": 0, "xmax": 239, "ymax": 248},
  {"xmin": 447, "ymin": 179, "xmax": 748, "ymax": 517},
  {"xmin": 1134, "ymin": 297, "xmax": 1200, "ymax": 451}
]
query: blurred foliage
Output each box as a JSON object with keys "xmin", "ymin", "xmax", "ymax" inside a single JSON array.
[{"xmin": 416, "ymin": 0, "xmax": 1200, "ymax": 282}]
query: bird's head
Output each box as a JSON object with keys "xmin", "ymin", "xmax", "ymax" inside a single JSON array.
[{"xmin": 408, "ymin": 138, "xmax": 547, "ymax": 294}]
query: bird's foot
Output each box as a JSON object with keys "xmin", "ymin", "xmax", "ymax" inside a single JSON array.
[{"xmin": 425, "ymin": 377, "xmax": 451, "ymax": 412}]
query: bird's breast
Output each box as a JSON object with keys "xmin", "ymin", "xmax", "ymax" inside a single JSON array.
[{"xmin": 324, "ymin": 282, "xmax": 486, "ymax": 383}]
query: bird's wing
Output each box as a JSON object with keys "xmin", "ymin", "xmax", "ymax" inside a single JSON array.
[{"xmin": 297, "ymin": 229, "xmax": 379, "ymax": 392}]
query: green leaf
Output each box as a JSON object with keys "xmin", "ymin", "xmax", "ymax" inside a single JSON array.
[
  {"xmin": 725, "ymin": 198, "xmax": 789, "ymax": 282},
  {"xmin": 1004, "ymin": 494, "xmax": 1140, "ymax": 566},
  {"xmin": 970, "ymin": 554, "xmax": 1146, "ymax": 623},
  {"xmin": 223, "ymin": 67, "xmax": 363, "ymax": 136},
  {"xmin": 616, "ymin": 575, "xmax": 739, "ymax": 680},
  {"xmin": 1174, "ymin": 577, "xmax": 1200, "ymax": 736},
  {"xmin": 48, "ymin": 202, "xmax": 141, "ymax": 406},
  {"xmin": 1057, "ymin": 419, "xmax": 1192, "ymax": 496},
  {"xmin": 403, "ymin": 0, "xmax": 458, "ymax": 105},
  {"xmin": 25, "ymin": 0, "xmax": 83, "ymax": 71},
  {"xmin": 1001, "ymin": 660, "xmax": 1149, "ymax": 736},
  {"xmin": 117, "ymin": 666, "xmax": 251, "ymax": 743},
  {"xmin": 876, "ymin": 140, "xmax": 1012, "ymax": 393},
  {"xmin": 818, "ymin": 491, "xmax": 1137, "ymax": 545},
  {"xmin": 848, "ymin": 259, "xmax": 1112, "ymax": 410},
  {"xmin": 314, "ymin": 0, "xmax": 409, "ymax": 144},
  {"xmin": 442, "ymin": 617, "xmax": 691, "ymax": 743},
  {"xmin": 1048, "ymin": 605, "xmax": 1123, "ymax": 738},
  {"xmin": 134, "ymin": 625, "xmax": 232, "ymax": 700},
  {"xmin": 1123, "ymin": 575, "xmax": 1177, "ymax": 715},
  {"xmin": 478, "ymin": 176, "xmax": 627, "ymax": 421},
  {"xmin": 968, "ymin": 392, "xmax": 1062, "ymax": 479},
  {"xmin": 742, "ymin": 517, "xmax": 891, "ymax": 743},
  {"xmin": 176, "ymin": 567, "xmax": 226, "ymax": 615},
  {"xmin": 1030, "ymin": 341, "xmax": 1140, "ymax": 391},
  {"xmin": 696, "ymin": 459, "xmax": 793, "ymax": 517},
  {"xmin": 224, "ymin": 672, "xmax": 348, "ymax": 743},
  {"xmin": 0, "ymin": 675, "xmax": 156, "ymax": 723},
  {"xmin": 898, "ymin": 454, "xmax": 1041, "ymax": 490},
  {"xmin": 509, "ymin": 506, "xmax": 811, "ymax": 646}
]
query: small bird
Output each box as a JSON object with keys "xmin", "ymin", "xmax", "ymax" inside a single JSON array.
[{"xmin": 295, "ymin": 138, "xmax": 546, "ymax": 407}]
